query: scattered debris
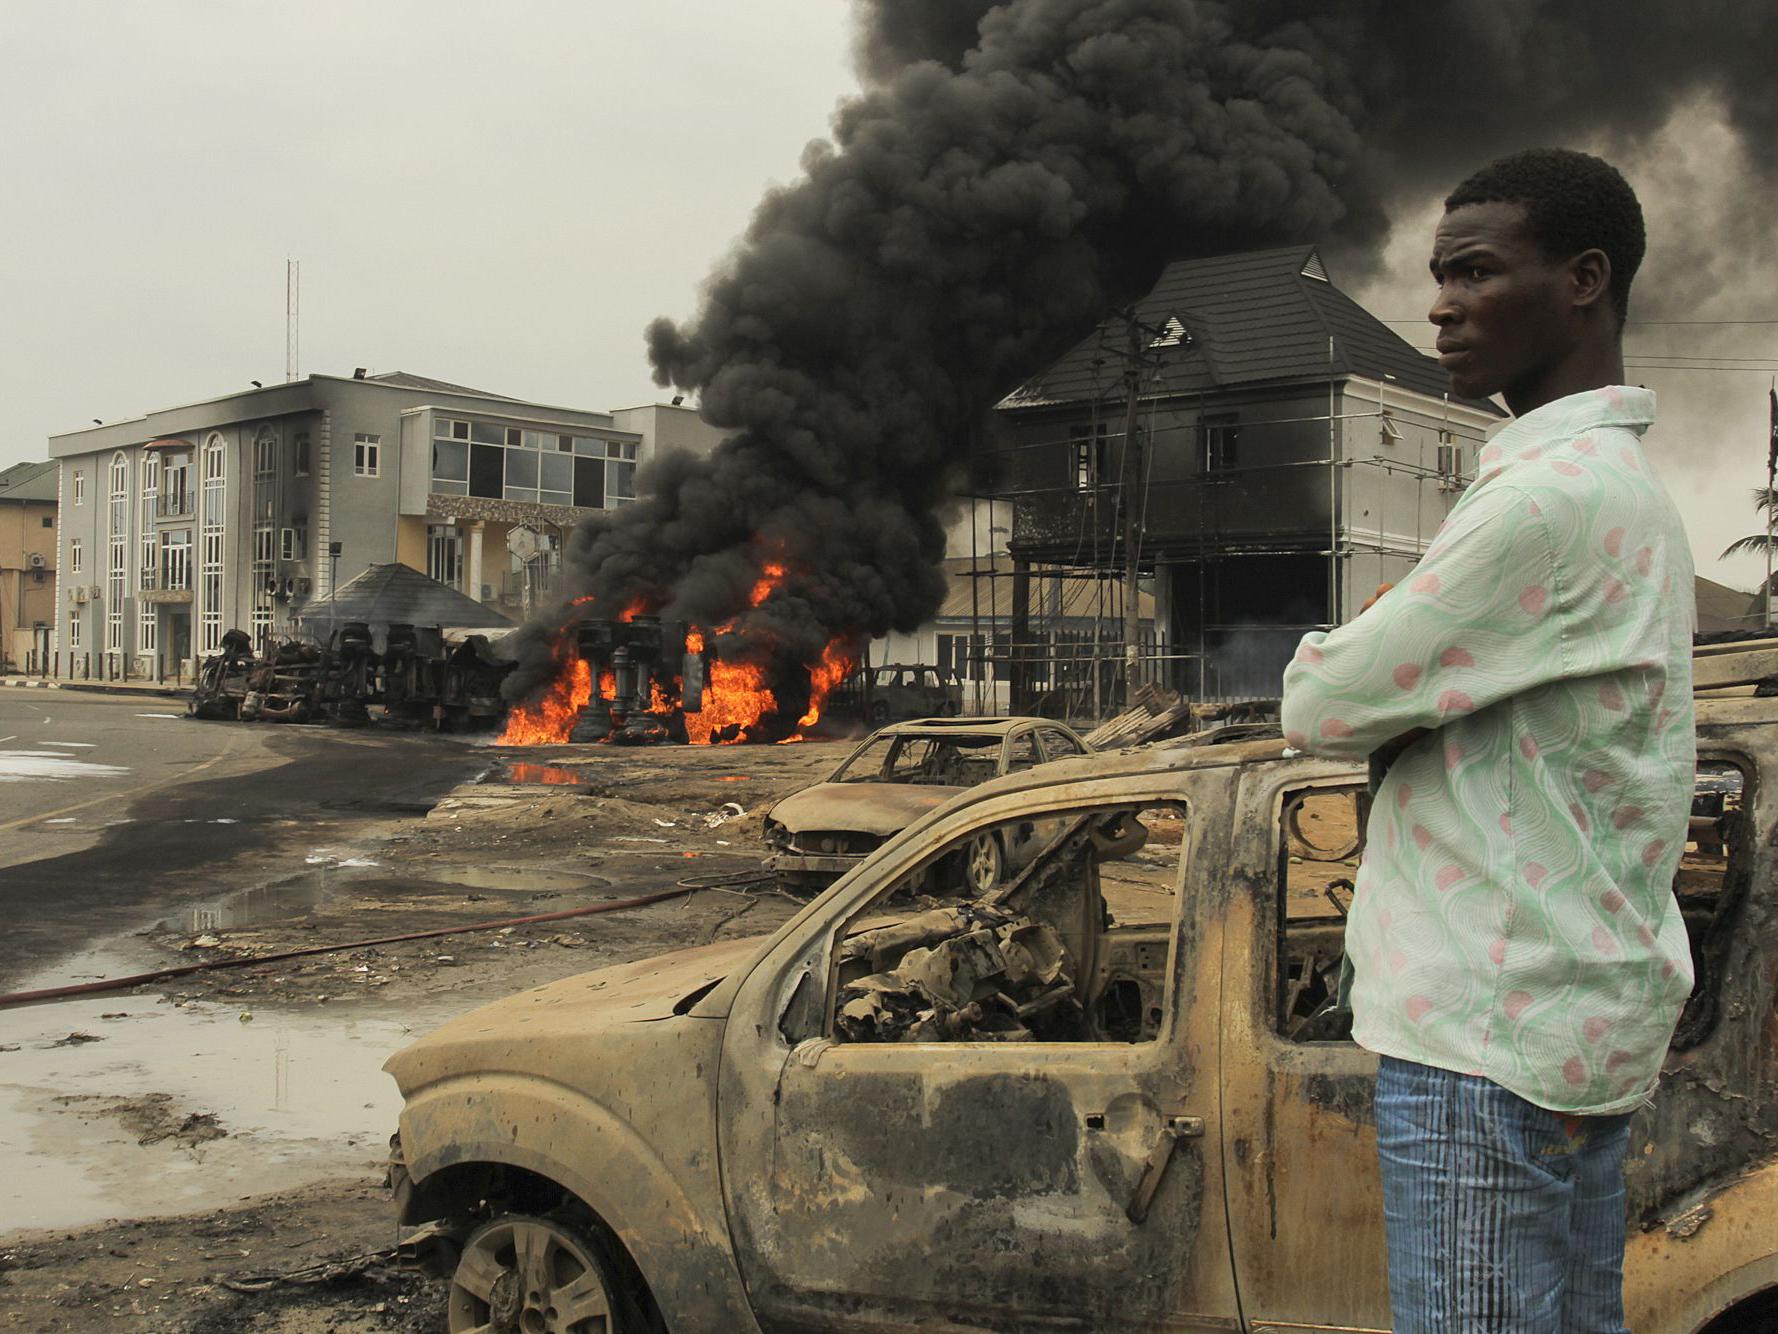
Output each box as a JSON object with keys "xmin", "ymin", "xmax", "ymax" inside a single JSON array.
[
  {"xmin": 44, "ymin": 1030, "xmax": 105, "ymax": 1047},
  {"xmin": 836, "ymin": 907, "xmax": 1076, "ymax": 1043}
]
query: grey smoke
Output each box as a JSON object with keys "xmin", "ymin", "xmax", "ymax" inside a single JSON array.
[{"xmin": 508, "ymin": 0, "xmax": 1778, "ymax": 709}]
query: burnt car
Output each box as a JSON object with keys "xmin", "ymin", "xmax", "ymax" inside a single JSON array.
[
  {"xmin": 760, "ymin": 716, "xmax": 1093, "ymax": 892},
  {"xmin": 385, "ymin": 659, "xmax": 1778, "ymax": 1334},
  {"xmin": 862, "ymin": 662, "xmax": 964, "ymax": 723}
]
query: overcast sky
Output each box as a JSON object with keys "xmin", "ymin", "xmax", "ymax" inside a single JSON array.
[{"xmin": 4, "ymin": 3, "xmax": 1772, "ymax": 593}]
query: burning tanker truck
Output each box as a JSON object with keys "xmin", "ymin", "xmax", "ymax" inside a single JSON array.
[{"xmin": 498, "ymin": 563, "xmax": 857, "ymax": 748}]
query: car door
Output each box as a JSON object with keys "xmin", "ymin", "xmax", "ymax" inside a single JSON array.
[
  {"xmin": 717, "ymin": 770, "xmax": 1243, "ymax": 1332},
  {"xmin": 1218, "ymin": 761, "xmax": 1393, "ymax": 1332}
]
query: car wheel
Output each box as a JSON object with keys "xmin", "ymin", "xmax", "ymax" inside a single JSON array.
[
  {"xmin": 961, "ymin": 832, "xmax": 1003, "ymax": 896},
  {"xmin": 448, "ymin": 1212, "xmax": 622, "ymax": 1333}
]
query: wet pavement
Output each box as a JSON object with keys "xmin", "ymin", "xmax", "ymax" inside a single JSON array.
[
  {"xmin": 0, "ymin": 941, "xmax": 451, "ymax": 1237},
  {"xmin": 0, "ymin": 693, "xmax": 484, "ymax": 991}
]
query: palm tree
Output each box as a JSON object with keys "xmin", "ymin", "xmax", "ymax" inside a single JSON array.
[{"xmin": 1721, "ymin": 486, "xmax": 1778, "ymax": 560}]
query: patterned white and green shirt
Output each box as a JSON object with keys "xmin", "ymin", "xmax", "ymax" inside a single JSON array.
[{"xmin": 1281, "ymin": 386, "xmax": 1696, "ymax": 1114}]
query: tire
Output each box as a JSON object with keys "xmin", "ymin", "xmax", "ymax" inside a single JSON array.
[
  {"xmin": 448, "ymin": 1212, "xmax": 625, "ymax": 1333},
  {"xmin": 960, "ymin": 831, "xmax": 1004, "ymax": 896}
]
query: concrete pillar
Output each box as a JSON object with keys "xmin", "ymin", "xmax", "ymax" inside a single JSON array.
[{"xmin": 467, "ymin": 522, "xmax": 485, "ymax": 602}]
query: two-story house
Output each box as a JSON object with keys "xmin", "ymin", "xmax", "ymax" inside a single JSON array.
[
  {"xmin": 991, "ymin": 245, "xmax": 1504, "ymax": 703},
  {"xmin": 48, "ymin": 372, "xmax": 721, "ymax": 681},
  {"xmin": 0, "ymin": 460, "xmax": 57, "ymax": 673}
]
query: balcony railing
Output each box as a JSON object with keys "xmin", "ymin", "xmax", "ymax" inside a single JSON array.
[{"xmin": 156, "ymin": 493, "xmax": 195, "ymax": 520}]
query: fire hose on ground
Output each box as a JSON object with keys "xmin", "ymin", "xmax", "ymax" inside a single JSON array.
[{"xmin": 0, "ymin": 869, "xmax": 777, "ymax": 1011}]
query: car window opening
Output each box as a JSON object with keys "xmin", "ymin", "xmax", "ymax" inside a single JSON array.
[
  {"xmin": 824, "ymin": 800, "xmax": 1186, "ymax": 1045},
  {"xmin": 1274, "ymin": 759, "xmax": 1757, "ymax": 1048}
]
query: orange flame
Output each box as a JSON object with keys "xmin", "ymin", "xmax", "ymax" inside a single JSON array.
[
  {"xmin": 748, "ymin": 562, "xmax": 788, "ymax": 608},
  {"xmin": 798, "ymin": 639, "xmax": 855, "ymax": 728},
  {"xmin": 498, "ymin": 657, "xmax": 593, "ymax": 745},
  {"xmin": 684, "ymin": 656, "xmax": 777, "ymax": 746}
]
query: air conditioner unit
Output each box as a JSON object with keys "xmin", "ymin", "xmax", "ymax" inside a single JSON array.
[
  {"xmin": 27, "ymin": 552, "xmax": 46, "ymax": 569},
  {"xmin": 280, "ymin": 577, "xmax": 296, "ymax": 598},
  {"xmin": 72, "ymin": 587, "xmax": 88, "ymax": 604},
  {"xmin": 89, "ymin": 585, "xmax": 103, "ymax": 601}
]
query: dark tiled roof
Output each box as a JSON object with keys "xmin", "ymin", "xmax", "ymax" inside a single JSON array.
[
  {"xmin": 363, "ymin": 371, "xmax": 524, "ymax": 401},
  {"xmin": 1695, "ymin": 574, "xmax": 1763, "ymax": 633},
  {"xmin": 1000, "ymin": 245, "xmax": 1501, "ymax": 415},
  {"xmin": 0, "ymin": 459, "xmax": 57, "ymax": 502},
  {"xmin": 295, "ymin": 563, "xmax": 513, "ymax": 631}
]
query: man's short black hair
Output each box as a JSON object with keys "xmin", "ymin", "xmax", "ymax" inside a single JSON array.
[{"xmin": 1445, "ymin": 148, "xmax": 1645, "ymax": 327}]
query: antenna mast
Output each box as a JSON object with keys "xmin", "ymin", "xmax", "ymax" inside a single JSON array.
[{"xmin": 285, "ymin": 259, "xmax": 300, "ymax": 382}]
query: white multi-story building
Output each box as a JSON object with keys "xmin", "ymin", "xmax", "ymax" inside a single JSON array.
[{"xmin": 48, "ymin": 371, "xmax": 722, "ymax": 679}]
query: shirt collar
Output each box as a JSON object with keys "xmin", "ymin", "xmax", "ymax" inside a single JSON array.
[{"xmin": 1475, "ymin": 385, "xmax": 1656, "ymax": 485}]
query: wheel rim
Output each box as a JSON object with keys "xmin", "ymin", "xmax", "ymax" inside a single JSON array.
[
  {"xmin": 964, "ymin": 834, "xmax": 1001, "ymax": 895},
  {"xmin": 448, "ymin": 1215, "xmax": 615, "ymax": 1334}
]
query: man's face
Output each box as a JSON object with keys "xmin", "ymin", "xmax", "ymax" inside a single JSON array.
[{"xmin": 1428, "ymin": 201, "xmax": 1578, "ymax": 405}]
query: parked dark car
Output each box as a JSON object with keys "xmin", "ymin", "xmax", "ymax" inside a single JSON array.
[{"xmin": 863, "ymin": 663, "xmax": 963, "ymax": 723}]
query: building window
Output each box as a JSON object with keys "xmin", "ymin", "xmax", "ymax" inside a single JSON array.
[
  {"xmin": 605, "ymin": 440, "xmax": 638, "ymax": 505},
  {"xmin": 1070, "ymin": 423, "xmax": 1111, "ymax": 491},
  {"xmin": 251, "ymin": 428, "xmax": 278, "ymax": 649},
  {"xmin": 1203, "ymin": 413, "xmax": 1240, "ymax": 470},
  {"xmin": 107, "ymin": 453, "xmax": 128, "ymax": 654},
  {"xmin": 433, "ymin": 416, "xmax": 634, "ymax": 508},
  {"xmin": 427, "ymin": 524, "xmax": 462, "ymax": 588},
  {"xmin": 161, "ymin": 452, "xmax": 193, "ymax": 518},
  {"xmin": 293, "ymin": 431, "xmax": 311, "ymax": 477},
  {"xmin": 162, "ymin": 530, "xmax": 192, "ymax": 591},
  {"xmin": 70, "ymin": 538, "xmax": 82, "ymax": 575},
  {"xmin": 200, "ymin": 433, "xmax": 226, "ymax": 654},
  {"xmin": 139, "ymin": 454, "xmax": 160, "ymax": 590},
  {"xmin": 68, "ymin": 610, "xmax": 81, "ymax": 650},
  {"xmin": 280, "ymin": 526, "xmax": 306, "ymax": 561},
  {"xmin": 72, "ymin": 470, "xmax": 85, "ymax": 506},
  {"xmin": 354, "ymin": 433, "xmax": 381, "ymax": 477},
  {"xmin": 41, "ymin": 514, "xmax": 52, "ymax": 528},
  {"xmin": 138, "ymin": 451, "xmax": 160, "ymax": 659},
  {"xmin": 1436, "ymin": 430, "xmax": 1463, "ymax": 485}
]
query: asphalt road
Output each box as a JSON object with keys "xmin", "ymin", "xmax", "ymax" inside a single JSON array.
[{"xmin": 0, "ymin": 688, "xmax": 486, "ymax": 990}]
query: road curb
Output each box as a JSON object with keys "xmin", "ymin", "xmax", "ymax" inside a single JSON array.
[{"xmin": 2, "ymin": 678, "xmax": 186, "ymax": 698}]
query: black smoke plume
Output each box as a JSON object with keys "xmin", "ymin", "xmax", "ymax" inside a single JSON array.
[{"xmin": 506, "ymin": 0, "xmax": 1778, "ymax": 709}]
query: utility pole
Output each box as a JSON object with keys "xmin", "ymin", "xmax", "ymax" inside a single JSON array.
[
  {"xmin": 1120, "ymin": 315, "xmax": 1145, "ymax": 709},
  {"xmin": 286, "ymin": 259, "xmax": 300, "ymax": 383}
]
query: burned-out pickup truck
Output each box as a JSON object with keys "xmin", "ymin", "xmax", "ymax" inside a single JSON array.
[{"xmin": 385, "ymin": 657, "xmax": 1778, "ymax": 1333}]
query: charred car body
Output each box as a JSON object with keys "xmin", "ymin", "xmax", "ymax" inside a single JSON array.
[
  {"xmin": 188, "ymin": 622, "xmax": 514, "ymax": 730},
  {"xmin": 761, "ymin": 716, "xmax": 1092, "ymax": 892},
  {"xmin": 385, "ymin": 653, "xmax": 1778, "ymax": 1332}
]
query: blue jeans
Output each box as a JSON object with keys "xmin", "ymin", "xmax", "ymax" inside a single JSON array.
[{"xmin": 1375, "ymin": 1056, "xmax": 1635, "ymax": 1333}]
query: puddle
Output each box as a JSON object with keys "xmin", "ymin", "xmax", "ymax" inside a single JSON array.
[
  {"xmin": 420, "ymin": 865, "xmax": 604, "ymax": 894},
  {"xmin": 0, "ymin": 952, "xmax": 465, "ymax": 1236},
  {"xmin": 176, "ymin": 878, "xmax": 331, "ymax": 933},
  {"xmin": 0, "ymin": 750, "xmax": 130, "ymax": 783},
  {"xmin": 502, "ymin": 762, "xmax": 592, "ymax": 787}
]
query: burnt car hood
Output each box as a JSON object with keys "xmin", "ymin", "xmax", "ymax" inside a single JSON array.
[
  {"xmin": 769, "ymin": 781, "xmax": 962, "ymax": 837},
  {"xmin": 383, "ymin": 934, "xmax": 767, "ymax": 1095}
]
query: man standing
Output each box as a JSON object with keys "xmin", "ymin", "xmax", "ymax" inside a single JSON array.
[{"xmin": 1280, "ymin": 148, "xmax": 1695, "ymax": 1331}]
